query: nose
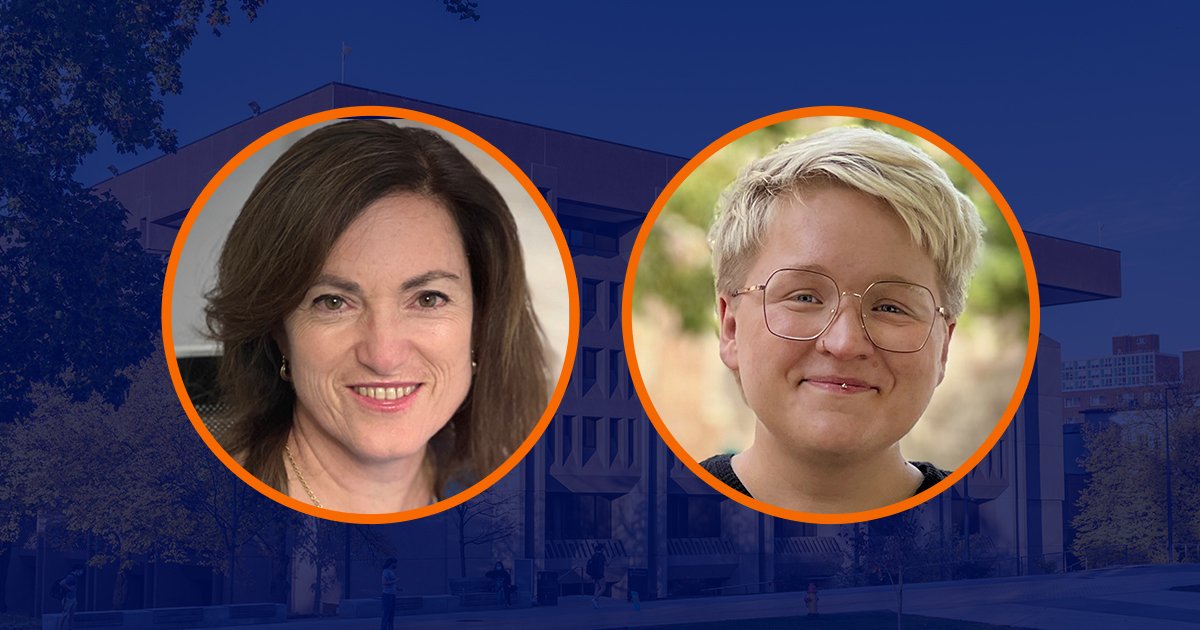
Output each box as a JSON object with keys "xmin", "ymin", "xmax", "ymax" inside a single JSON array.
[
  {"xmin": 816, "ymin": 293, "xmax": 875, "ymax": 359},
  {"xmin": 354, "ymin": 307, "xmax": 413, "ymax": 375}
]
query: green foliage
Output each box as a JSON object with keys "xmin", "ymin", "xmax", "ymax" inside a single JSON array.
[
  {"xmin": 1072, "ymin": 420, "xmax": 1166, "ymax": 565},
  {"xmin": 443, "ymin": 0, "xmax": 481, "ymax": 20},
  {"xmin": 0, "ymin": 345, "xmax": 293, "ymax": 605},
  {"xmin": 4, "ymin": 375, "xmax": 190, "ymax": 607},
  {"xmin": 1071, "ymin": 396, "xmax": 1200, "ymax": 568},
  {"xmin": 0, "ymin": 0, "xmax": 267, "ymax": 422},
  {"xmin": 634, "ymin": 118, "xmax": 1029, "ymax": 335}
]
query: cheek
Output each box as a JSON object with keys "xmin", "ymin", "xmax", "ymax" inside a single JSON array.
[
  {"xmin": 738, "ymin": 329, "xmax": 800, "ymax": 398},
  {"xmin": 288, "ymin": 325, "xmax": 342, "ymax": 370},
  {"xmin": 284, "ymin": 323, "xmax": 353, "ymax": 408},
  {"xmin": 888, "ymin": 353, "xmax": 942, "ymax": 406}
]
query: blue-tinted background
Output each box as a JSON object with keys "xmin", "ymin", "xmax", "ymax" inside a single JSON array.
[{"xmin": 5, "ymin": 2, "xmax": 1200, "ymax": 628}]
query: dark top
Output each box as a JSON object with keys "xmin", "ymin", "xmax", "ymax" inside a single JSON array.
[{"xmin": 698, "ymin": 454, "xmax": 949, "ymax": 499}]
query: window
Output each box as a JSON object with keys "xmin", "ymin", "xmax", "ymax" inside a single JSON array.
[
  {"xmin": 582, "ymin": 347, "xmax": 599, "ymax": 393},
  {"xmin": 583, "ymin": 416, "xmax": 599, "ymax": 463},
  {"xmin": 582, "ymin": 279, "xmax": 600, "ymax": 325},
  {"xmin": 556, "ymin": 199, "xmax": 641, "ymax": 258},
  {"xmin": 667, "ymin": 495, "xmax": 722, "ymax": 538},
  {"xmin": 627, "ymin": 418, "xmax": 636, "ymax": 466},
  {"xmin": 562, "ymin": 415, "xmax": 574, "ymax": 462},
  {"xmin": 566, "ymin": 227, "xmax": 619, "ymax": 255},
  {"xmin": 609, "ymin": 281, "xmax": 622, "ymax": 328},
  {"xmin": 609, "ymin": 418, "xmax": 620, "ymax": 465},
  {"xmin": 546, "ymin": 493, "xmax": 613, "ymax": 539},
  {"xmin": 609, "ymin": 350, "xmax": 621, "ymax": 396}
]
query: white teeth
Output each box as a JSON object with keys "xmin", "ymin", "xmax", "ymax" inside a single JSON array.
[{"xmin": 355, "ymin": 385, "xmax": 417, "ymax": 401}]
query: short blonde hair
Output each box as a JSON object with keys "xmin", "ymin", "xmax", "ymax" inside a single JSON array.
[{"xmin": 708, "ymin": 126, "xmax": 985, "ymax": 318}]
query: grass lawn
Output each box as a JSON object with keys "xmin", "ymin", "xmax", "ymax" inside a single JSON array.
[{"xmin": 622, "ymin": 610, "xmax": 1034, "ymax": 629}]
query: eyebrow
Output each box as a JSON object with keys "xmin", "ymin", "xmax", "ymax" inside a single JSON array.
[
  {"xmin": 312, "ymin": 274, "xmax": 362, "ymax": 295},
  {"xmin": 400, "ymin": 270, "xmax": 463, "ymax": 291},
  {"xmin": 782, "ymin": 263, "xmax": 922, "ymax": 286},
  {"xmin": 310, "ymin": 270, "xmax": 464, "ymax": 294}
]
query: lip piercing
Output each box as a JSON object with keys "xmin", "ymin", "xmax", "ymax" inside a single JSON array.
[{"xmin": 840, "ymin": 383, "xmax": 848, "ymax": 390}]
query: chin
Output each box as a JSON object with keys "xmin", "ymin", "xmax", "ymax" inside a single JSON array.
[
  {"xmin": 350, "ymin": 437, "xmax": 428, "ymax": 463},
  {"xmin": 777, "ymin": 421, "xmax": 893, "ymax": 462}
]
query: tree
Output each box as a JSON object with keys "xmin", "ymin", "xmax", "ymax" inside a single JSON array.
[
  {"xmin": 0, "ymin": 0, "xmax": 270, "ymax": 421},
  {"xmin": 442, "ymin": 0, "xmax": 481, "ymax": 20},
  {"xmin": 1071, "ymin": 394, "xmax": 1200, "ymax": 567},
  {"xmin": 1, "ymin": 2, "xmax": 268, "ymax": 604},
  {"xmin": 0, "ymin": 343, "xmax": 299, "ymax": 607},
  {"xmin": 450, "ymin": 492, "xmax": 517, "ymax": 578},
  {"xmin": 3, "ymin": 383, "xmax": 189, "ymax": 608},
  {"xmin": 843, "ymin": 509, "xmax": 945, "ymax": 630},
  {"xmin": 160, "ymin": 414, "xmax": 290, "ymax": 604},
  {"xmin": 0, "ymin": 0, "xmax": 486, "ymax": 610},
  {"xmin": 290, "ymin": 518, "xmax": 395, "ymax": 610}
]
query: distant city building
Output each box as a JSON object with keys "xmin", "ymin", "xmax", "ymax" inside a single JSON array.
[{"xmin": 1060, "ymin": 334, "xmax": 1195, "ymax": 422}]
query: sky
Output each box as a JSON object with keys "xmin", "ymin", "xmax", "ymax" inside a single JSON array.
[{"xmin": 78, "ymin": 1, "xmax": 1200, "ymax": 360}]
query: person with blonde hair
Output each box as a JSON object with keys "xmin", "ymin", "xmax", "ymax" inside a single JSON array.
[{"xmin": 701, "ymin": 126, "xmax": 984, "ymax": 514}]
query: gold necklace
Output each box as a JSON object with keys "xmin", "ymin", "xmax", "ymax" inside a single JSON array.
[
  {"xmin": 284, "ymin": 443, "xmax": 440, "ymax": 509},
  {"xmin": 285, "ymin": 443, "xmax": 323, "ymax": 508}
]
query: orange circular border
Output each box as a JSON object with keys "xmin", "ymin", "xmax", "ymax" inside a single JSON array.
[
  {"xmin": 162, "ymin": 106, "xmax": 580, "ymax": 524},
  {"xmin": 623, "ymin": 106, "xmax": 1040, "ymax": 524}
]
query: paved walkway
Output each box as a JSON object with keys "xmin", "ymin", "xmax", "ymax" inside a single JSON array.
[
  {"xmin": 45, "ymin": 564, "xmax": 1200, "ymax": 629},
  {"xmin": 325, "ymin": 564, "xmax": 1200, "ymax": 629}
]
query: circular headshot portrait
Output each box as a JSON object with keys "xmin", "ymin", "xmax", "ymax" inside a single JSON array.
[
  {"xmin": 626, "ymin": 108, "xmax": 1037, "ymax": 523},
  {"xmin": 164, "ymin": 107, "xmax": 577, "ymax": 522}
]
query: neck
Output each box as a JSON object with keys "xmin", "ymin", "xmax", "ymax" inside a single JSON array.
[
  {"xmin": 734, "ymin": 424, "xmax": 922, "ymax": 514},
  {"xmin": 286, "ymin": 425, "xmax": 437, "ymax": 513}
]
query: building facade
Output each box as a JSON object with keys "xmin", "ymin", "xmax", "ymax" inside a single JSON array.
[{"xmin": 8, "ymin": 84, "xmax": 1127, "ymax": 614}]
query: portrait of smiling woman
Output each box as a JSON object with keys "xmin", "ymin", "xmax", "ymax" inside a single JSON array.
[
  {"xmin": 199, "ymin": 119, "xmax": 554, "ymax": 514},
  {"xmin": 701, "ymin": 125, "xmax": 984, "ymax": 513},
  {"xmin": 631, "ymin": 116, "xmax": 1031, "ymax": 519}
]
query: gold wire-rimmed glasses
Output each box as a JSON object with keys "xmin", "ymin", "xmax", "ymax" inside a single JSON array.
[{"xmin": 731, "ymin": 268, "xmax": 950, "ymax": 353}]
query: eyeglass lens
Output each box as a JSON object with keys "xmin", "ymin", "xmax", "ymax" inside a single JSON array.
[{"xmin": 762, "ymin": 269, "xmax": 937, "ymax": 352}]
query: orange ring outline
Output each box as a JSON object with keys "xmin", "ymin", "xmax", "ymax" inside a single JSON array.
[
  {"xmin": 622, "ymin": 106, "xmax": 1040, "ymax": 524},
  {"xmin": 162, "ymin": 106, "xmax": 580, "ymax": 524}
]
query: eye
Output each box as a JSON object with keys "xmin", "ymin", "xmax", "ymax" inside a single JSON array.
[
  {"xmin": 790, "ymin": 292, "xmax": 821, "ymax": 304},
  {"xmin": 313, "ymin": 295, "xmax": 347, "ymax": 311},
  {"xmin": 416, "ymin": 291, "xmax": 449, "ymax": 309},
  {"xmin": 874, "ymin": 302, "xmax": 910, "ymax": 316}
]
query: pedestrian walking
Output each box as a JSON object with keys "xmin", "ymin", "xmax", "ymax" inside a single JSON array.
[
  {"xmin": 586, "ymin": 544, "xmax": 606, "ymax": 609},
  {"xmin": 380, "ymin": 558, "xmax": 398, "ymax": 630},
  {"xmin": 55, "ymin": 569, "xmax": 82, "ymax": 630}
]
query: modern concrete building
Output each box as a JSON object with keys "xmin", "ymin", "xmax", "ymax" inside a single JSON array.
[
  {"xmin": 956, "ymin": 233, "xmax": 1121, "ymax": 575},
  {"xmin": 8, "ymin": 84, "xmax": 1129, "ymax": 616}
]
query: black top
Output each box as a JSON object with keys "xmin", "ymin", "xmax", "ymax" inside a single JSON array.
[{"xmin": 698, "ymin": 454, "xmax": 949, "ymax": 499}]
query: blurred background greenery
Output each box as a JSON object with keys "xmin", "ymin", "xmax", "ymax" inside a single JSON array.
[{"xmin": 631, "ymin": 117, "xmax": 1031, "ymax": 469}]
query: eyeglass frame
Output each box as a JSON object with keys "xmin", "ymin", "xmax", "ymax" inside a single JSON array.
[{"xmin": 730, "ymin": 267, "xmax": 952, "ymax": 353}]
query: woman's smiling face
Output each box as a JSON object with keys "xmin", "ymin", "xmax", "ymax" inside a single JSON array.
[
  {"xmin": 718, "ymin": 185, "xmax": 954, "ymax": 464},
  {"xmin": 278, "ymin": 193, "xmax": 474, "ymax": 466}
]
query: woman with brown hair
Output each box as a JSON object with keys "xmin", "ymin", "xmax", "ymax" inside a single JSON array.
[{"xmin": 205, "ymin": 119, "xmax": 550, "ymax": 513}]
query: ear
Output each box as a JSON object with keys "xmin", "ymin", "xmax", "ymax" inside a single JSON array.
[
  {"xmin": 936, "ymin": 320, "xmax": 956, "ymax": 386},
  {"xmin": 717, "ymin": 294, "xmax": 740, "ymax": 373}
]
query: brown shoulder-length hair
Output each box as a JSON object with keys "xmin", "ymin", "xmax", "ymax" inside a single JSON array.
[{"xmin": 205, "ymin": 119, "xmax": 550, "ymax": 498}]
